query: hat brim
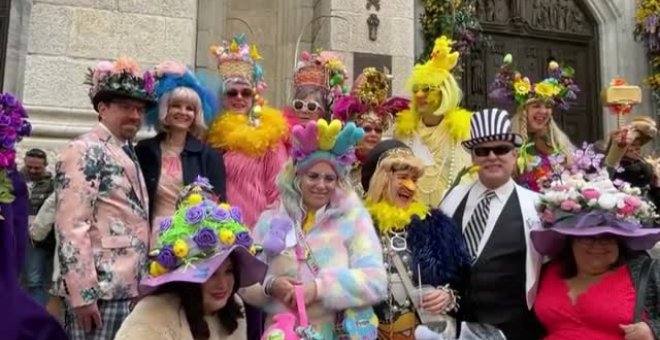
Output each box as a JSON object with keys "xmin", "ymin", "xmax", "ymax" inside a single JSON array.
[
  {"xmin": 139, "ymin": 245, "xmax": 267, "ymax": 294},
  {"xmin": 92, "ymin": 90, "xmax": 157, "ymax": 111},
  {"xmin": 530, "ymin": 226, "xmax": 660, "ymax": 257},
  {"xmin": 461, "ymin": 133, "xmax": 523, "ymax": 151}
]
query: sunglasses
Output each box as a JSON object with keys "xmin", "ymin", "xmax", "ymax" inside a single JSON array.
[
  {"xmin": 292, "ymin": 99, "xmax": 323, "ymax": 113},
  {"xmin": 362, "ymin": 126, "xmax": 383, "ymax": 134},
  {"xmin": 473, "ymin": 145, "xmax": 514, "ymax": 157},
  {"xmin": 225, "ymin": 88, "xmax": 253, "ymax": 98}
]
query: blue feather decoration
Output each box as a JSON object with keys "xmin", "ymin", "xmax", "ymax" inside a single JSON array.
[
  {"xmin": 146, "ymin": 68, "xmax": 221, "ymax": 127},
  {"xmin": 332, "ymin": 122, "xmax": 364, "ymax": 155},
  {"xmin": 407, "ymin": 209, "xmax": 471, "ymax": 286}
]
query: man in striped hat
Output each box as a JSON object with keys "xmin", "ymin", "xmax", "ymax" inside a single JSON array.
[{"xmin": 440, "ymin": 108, "xmax": 544, "ymax": 340}]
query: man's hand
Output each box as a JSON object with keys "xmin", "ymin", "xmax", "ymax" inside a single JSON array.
[
  {"xmin": 621, "ymin": 322, "xmax": 654, "ymax": 340},
  {"xmin": 73, "ymin": 302, "xmax": 102, "ymax": 332},
  {"xmin": 421, "ymin": 288, "xmax": 452, "ymax": 315}
]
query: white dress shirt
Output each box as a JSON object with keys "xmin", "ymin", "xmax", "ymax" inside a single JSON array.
[{"xmin": 461, "ymin": 178, "xmax": 516, "ymax": 258}]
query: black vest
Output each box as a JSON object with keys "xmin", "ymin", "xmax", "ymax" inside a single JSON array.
[{"xmin": 453, "ymin": 189, "xmax": 529, "ymax": 326}]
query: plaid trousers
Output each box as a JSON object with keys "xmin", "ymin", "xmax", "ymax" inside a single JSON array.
[{"xmin": 63, "ymin": 298, "xmax": 132, "ymax": 340}]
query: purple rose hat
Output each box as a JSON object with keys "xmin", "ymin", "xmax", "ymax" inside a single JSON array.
[{"xmin": 140, "ymin": 178, "xmax": 267, "ymax": 294}]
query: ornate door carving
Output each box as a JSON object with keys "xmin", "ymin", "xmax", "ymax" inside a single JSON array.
[{"xmin": 464, "ymin": 0, "xmax": 600, "ymax": 143}]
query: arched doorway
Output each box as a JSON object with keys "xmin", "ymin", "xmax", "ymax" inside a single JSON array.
[{"xmin": 462, "ymin": 0, "xmax": 601, "ymax": 143}]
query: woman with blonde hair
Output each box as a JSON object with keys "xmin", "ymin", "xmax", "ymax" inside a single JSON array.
[
  {"xmin": 136, "ymin": 61, "xmax": 226, "ymax": 248},
  {"xmin": 490, "ymin": 55, "xmax": 578, "ymax": 192},
  {"xmin": 242, "ymin": 119, "xmax": 387, "ymax": 338}
]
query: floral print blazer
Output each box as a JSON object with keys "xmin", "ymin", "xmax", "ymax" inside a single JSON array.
[{"xmin": 53, "ymin": 125, "xmax": 150, "ymax": 308}]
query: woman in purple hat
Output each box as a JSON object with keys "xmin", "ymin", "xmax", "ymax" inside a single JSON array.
[
  {"xmin": 531, "ymin": 144, "xmax": 660, "ymax": 340},
  {"xmin": 115, "ymin": 178, "xmax": 267, "ymax": 340}
]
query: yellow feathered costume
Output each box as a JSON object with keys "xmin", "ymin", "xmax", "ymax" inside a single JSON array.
[{"xmin": 394, "ymin": 36, "xmax": 473, "ymax": 207}]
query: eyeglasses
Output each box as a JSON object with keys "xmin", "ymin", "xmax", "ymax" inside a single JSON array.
[
  {"xmin": 574, "ymin": 236, "xmax": 617, "ymax": 246},
  {"xmin": 473, "ymin": 145, "xmax": 514, "ymax": 157},
  {"xmin": 292, "ymin": 99, "xmax": 323, "ymax": 113},
  {"xmin": 303, "ymin": 172, "xmax": 337, "ymax": 184},
  {"xmin": 112, "ymin": 101, "xmax": 146, "ymax": 115},
  {"xmin": 225, "ymin": 88, "xmax": 253, "ymax": 98},
  {"xmin": 362, "ymin": 126, "xmax": 383, "ymax": 134}
]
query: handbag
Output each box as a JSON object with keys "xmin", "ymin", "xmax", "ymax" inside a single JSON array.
[
  {"xmin": 262, "ymin": 285, "xmax": 323, "ymax": 340},
  {"xmin": 633, "ymin": 257, "xmax": 656, "ymax": 322}
]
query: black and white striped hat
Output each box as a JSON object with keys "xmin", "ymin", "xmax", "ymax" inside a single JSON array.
[{"xmin": 461, "ymin": 108, "xmax": 523, "ymax": 150}]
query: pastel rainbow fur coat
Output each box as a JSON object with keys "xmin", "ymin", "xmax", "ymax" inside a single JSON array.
[{"xmin": 241, "ymin": 190, "xmax": 388, "ymax": 337}]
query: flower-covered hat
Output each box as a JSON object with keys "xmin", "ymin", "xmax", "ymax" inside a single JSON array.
[
  {"xmin": 293, "ymin": 50, "xmax": 348, "ymax": 99},
  {"xmin": 489, "ymin": 54, "xmax": 580, "ymax": 111},
  {"xmin": 141, "ymin": 177, "xmax": 267, "ymax": 291},
  {"xmin": 0, "ymin": 93, "xmax": 31, "ymax": 219},
  {"xmin": 291, "ymin": 119, "xmax": 365, "ymax": 177},
  {"xmin": 333, "ymin": 67, "xmax": 409, "ymax": 132},
  {"xmin": 210, "ymin": 34, "xmax": 265, "ymax": 93},
  {"xmin": 531, "ymin": 144, "xmax": 660, "ymax": 257},
  {"xmin": 85, "ymin": 57, "xmax": 157, "ymax": 111},
  {"xmin": 146, "ymin": 61, "xmax": 220, "ymax": 127}
]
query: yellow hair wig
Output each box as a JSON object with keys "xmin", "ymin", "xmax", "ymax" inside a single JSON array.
[
  {"xmin": 206, "ymin": 105, "xmax": 287, "ymax": 156},
  {"xmin": 364, "ymin": 149, "xmax": 425, "ymax": 205}
]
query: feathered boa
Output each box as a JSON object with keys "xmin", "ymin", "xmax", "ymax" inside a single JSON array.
[
  {"xmin": 206, "ymin": 106, "xmax": 287, "ymax": 157},
  {"xmin": 367, "ymin": 200, "xmax": 471, "ymax": 286}
]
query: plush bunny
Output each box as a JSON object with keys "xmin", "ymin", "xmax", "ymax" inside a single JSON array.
[{"xmin": 262, "ymin": 217, "xmax": 293, "ymax": 257}]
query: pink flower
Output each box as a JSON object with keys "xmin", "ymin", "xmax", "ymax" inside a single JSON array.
[
  {"xmin": 618, "ymin": 202, "xmax": 636, "ymax": 216},
  {"xmin": 624, "ymin": 196, "xmax": 642, "ymax": 208},
  {"xmin": 96, "ymin": 61, "xmax": 114, "ymax": 73},
  {"xmin": 299, "ymin": 51, "xmax": 311, "ymax": 61},
  {"xmin": 541, "ymin": 209, "xmax": 556, "ymax": 223},
  {"xmin": 581, "ymin": 188, "xmax": 601, "ymax": 201},
  {"xmin": 560, "ymin": 199, "xmax": 581, "ymax": 212}
]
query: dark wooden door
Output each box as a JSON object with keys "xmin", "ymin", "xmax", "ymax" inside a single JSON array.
[
  {"xmin": 0, "ymin": 0, "xmax": 10, "ymax": 92},
  {"xmin": 462, "ymin": 0, "xmax": 601, "ymax": 143}
]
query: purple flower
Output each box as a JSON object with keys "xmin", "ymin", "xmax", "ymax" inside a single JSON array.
[
  {"xmin": 0, "ymin": 115, "xmax": 10, "ymax": 127},
  {"xmin": 235, "ymin": 231, "xmax": 253, "ymax": 248},
  {"xmin": 143, "ymin": 71, "xmax": 154, "ymax": 94},
  {"xmin": 230, "ymin": 206, "xmax": 242, "ymax": 222},
  {"xmin": 193, "ymin": 227, "xmax": 218, "ymax": 249},
  {"xmin": 159, "ymin": 217, "xmax": 173, "ymax": 233},
  {"xmin": 184, "ymin": 205, "xmax": 205, "ymax": 224},
  {"xmin": 157, "ymin": 245, "xmax": 178, "ymax": 269},
  {"xmin": 18, "ymin": 120, "xmax": 32, "ymax": 138},
  {"xmin": 210, "ymin": 207, "xmax": 229, "ymax": 222}
]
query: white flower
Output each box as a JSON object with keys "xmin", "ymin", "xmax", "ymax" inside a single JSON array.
[{"xmin": 598, "ymin": 194, "xmax": 618, "ymax": 210}]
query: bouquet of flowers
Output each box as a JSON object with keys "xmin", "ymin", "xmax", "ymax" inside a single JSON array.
[
  {"xmin": 535, "ymin": 144, "xmax": 658, "ymax": 227},
  {"xmin": 634, "ymin": 0, "xmax": 660, "ymax": 101},
  {"xmin": 0, "ymin": 93, "xmax": 31, "ymax": 219}
]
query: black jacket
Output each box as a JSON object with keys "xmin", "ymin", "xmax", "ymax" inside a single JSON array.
[{"xmin": 136, "ymin": 133, "xmax": 227, "ymax": 224}]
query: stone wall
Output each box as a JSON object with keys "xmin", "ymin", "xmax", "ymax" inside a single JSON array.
[{"xmin": 15, "ymin": 0, "xmax": 198, "ymax": 160}]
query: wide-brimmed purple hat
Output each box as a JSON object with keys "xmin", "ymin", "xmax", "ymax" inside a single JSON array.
[
  {"xmin": 140, "ymin": 177, "xmax": 267, "ymax": 294},
  {"xmin": 141, "ymin": 245, "xmax": 267, "ymax": 293},
  {"xmin": 531, "ymin": 211, "xmax": 660, "ymax": 257}
]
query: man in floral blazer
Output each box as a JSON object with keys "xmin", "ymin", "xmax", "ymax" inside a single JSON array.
[{"xmin": 53, "ymin": 58, "xmax": 156, "ymax": 340}]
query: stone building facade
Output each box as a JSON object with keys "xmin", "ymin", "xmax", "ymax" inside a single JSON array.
[{"xmin": 2, "ymin": 0, "xmax": 654, "ymax": 163}]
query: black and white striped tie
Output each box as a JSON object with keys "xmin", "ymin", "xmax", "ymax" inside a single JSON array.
[{"xmin": 464, "ymin": 191, "xmax": 496, "ymax": 262}]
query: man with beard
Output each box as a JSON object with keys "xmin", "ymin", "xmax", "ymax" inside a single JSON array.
[{"xmin": 53, "ymin": 58, "xmax": 155, "ymax": 340}]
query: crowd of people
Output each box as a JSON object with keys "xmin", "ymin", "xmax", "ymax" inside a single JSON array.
[{"xmin": 2, "ymin": 33, "xmax": 660, "ymax": 340}]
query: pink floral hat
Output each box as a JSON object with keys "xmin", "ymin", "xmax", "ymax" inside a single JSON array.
[{"xmin": 531, "ymin": 144, "xmax": 660, "ymax": 256}]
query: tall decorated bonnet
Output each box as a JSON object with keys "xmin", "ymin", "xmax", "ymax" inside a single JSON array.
[
  {"xmin": 141, "ymin": 176, "xmax": 267, "ymax": 291},
  {"xmin": 333, "ymin": 67, "xmax": 409, "ymax": 132},
  {"xmin": 489, "ymin": 54, "xmax": 580, "ymax": 112},
  {"xmin": 210, "ymin": 34, "xmax": 267, "ymax": 119},
  {"xmin": 85, "ymin": 57, "xmax": 157, "ymax": 111},
  {"xmin": 291, "ymin": 119, "xmax": 365, "ymax": 177},
  {"xmin": 407, "ymin": 36, "xmax": 461, "ymax": 96},
  {"xmin": 292, "ymin": 50, "xmax": 349, "ymax": 108},
  {"xmin": 531, "ymin": 143, "xmax": 660, "ymax": 257},
  {"xmin": 146, "ymin": 61, "xmax": 220, "ymax": 128}
]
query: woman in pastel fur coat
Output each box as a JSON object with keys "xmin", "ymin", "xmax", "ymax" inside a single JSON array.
[{"xmin": 242, "ymin": 119, "xmax": 388, "ymax": 339}]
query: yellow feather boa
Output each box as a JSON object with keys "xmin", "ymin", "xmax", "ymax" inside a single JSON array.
[
  {"xmin": 206, "ymin": 106, "xmax": 288, "ymax": 157},
  {"xmin": 365, "ymin": 199, "xmax": 429, "ymax": 234},
  {"xmin": 394, "ymin": 107, "xmax": 472, "ymax": 143}
]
